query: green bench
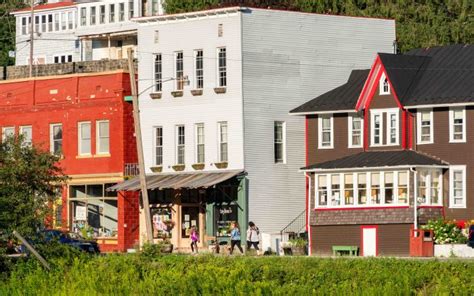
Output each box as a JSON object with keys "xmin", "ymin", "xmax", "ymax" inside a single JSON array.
[{"xmin": 332, "ymin": 245, "xmax": 359, "ymax": 256}]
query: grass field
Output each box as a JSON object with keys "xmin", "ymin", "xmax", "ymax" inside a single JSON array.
[{"xmin": 1, "ymin": 254, "xmax": 474, "ymax": 295}]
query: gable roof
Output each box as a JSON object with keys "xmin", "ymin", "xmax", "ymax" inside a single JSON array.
[
  {"xmin": 301, "ymin": 150, "xmax": 448, "ymax": 171},
  {"xmin": 12, "ymin": 1, "xmax": 75, "ymax": 14},
  {"xmin": 290, "ymin": 69, "xmax": 369, "ymax": 114}
]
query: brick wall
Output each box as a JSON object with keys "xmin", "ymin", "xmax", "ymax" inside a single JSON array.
[{"xmin": 4, "ymin": 59, "xmax": 137, "ymax": 80}]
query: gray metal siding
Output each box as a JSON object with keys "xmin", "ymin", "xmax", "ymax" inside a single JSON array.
[{"xmin": 241, "ymin": 9, "xmax": 395, "ymax": 234}]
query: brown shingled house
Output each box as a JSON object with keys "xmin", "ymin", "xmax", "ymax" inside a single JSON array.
[{"xmin": 290, "ymin": 44, "xmax": 474, "ymax": 256}]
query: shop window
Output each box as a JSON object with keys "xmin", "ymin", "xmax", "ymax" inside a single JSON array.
[
  {"xmin": 181, "ymin": 206, "xmax": 199, "ymax": 238},
  {"xmin": 214, "ymin": 204, "xmax": 238, "ymax": 237},
  {"xmin": 151, "ymin": 207, "xmax": 173, "ymax": 239}
]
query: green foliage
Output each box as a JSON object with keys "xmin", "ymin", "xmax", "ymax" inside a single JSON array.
[
  {"xmin": 0, "ymin": 0, "xmax": 24, "ymax": 66},
  {"xmin": 0, "ymin": 136, "xmax": 67, "ymax": 242},
  {"xmin": 288, "ymin": 237, "xmax": 307, "ymax": 248},
  {"xmin": 1, "ymin": 255, "xmax": 474, "ymax": 294},
  {"xmin": 422, "ymin": 219, "xmax": 468, "ymax": 244},
  {"xmin": 163, "ymin": 0, "xmax": 474, "ymax": 52}
]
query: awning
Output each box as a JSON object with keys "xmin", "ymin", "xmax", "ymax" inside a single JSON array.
[{"xmin": 108, "ymin": 170, "xmax": 244, "ymax": 192}]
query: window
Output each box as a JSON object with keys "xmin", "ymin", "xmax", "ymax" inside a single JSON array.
[
  {"xmin": 371, "ymin": 112, "xmax": 382, "ymax": 146},
  {"xmin": 449, "ymin": 108, "xmax": 466, "ymax": 143},
  {"xmin": 417, "ymin": 170, "xmax": 442, "ymax": 205},
  {"xmin": 175, "ymin": 52, "xmax": 184, "ymax": 90},
  {"xmin": 96, "ymin": 120, "xmax": 110, "ymax": 155},
  {"xmin": 154, "ymin": 30, "xmax": 159, "ymax": 43},
  {"xmin": 69, "ymin": 184, "xmax": 118, "ymax": 239},
  {"xmin": 119, "ymin": 3, "xmax": 125, "ymax": 21},
  {"xmin": 2, "ymin": 127, "xmax": 15, "ymax": 142},
  {"xmin": 154, "ymin": 127, "xmax": 163, "ymax": 166},
  {"xmin": 274, "ymin": 121, "xmax": 285, "ymax": 163},
  {"xmin": 217, "ymin": 48, "xmax": 227, "ymax": 87},
  {"xmin": 358, "ymin": 173, "xmax": 367, "ymax": 205},
  {"xmin": 21, "ymin": 17, "xmax": 27, "ymax": 35},
  {"xmin": 99, "ymin": 5, "xmax": 106, "ymax": 24},
  {"xmin": 344, "ymin": 174, "xmax": 354, "ymax": 205},
  {"xmin": 54, "ymin": 54, "xmax": 72, "ymax": 64},
  {"xmin": 153, "ymin": 54, "xmax": 162, "ymax": 92},
  {"xmin": 176, "ymin": 125, "xmax": 185, "ymax": 165},
  {"xmin": 194, "ymin": 50, "xmax": 204, "ymax": 89},
  {"xmin": 379, "ymin": 73, "xmax": 390, "ymax": 95},
  {"xmin": 318, "ymin": 115, "xmax": 333, "ymax": 149},
  {"xmin": 68, "ymin": 11, "xmax": 73, "ymax": 29},
  {"xmin": 54, "ymin": 13, "xmax": 60, "ymax": 31},
  {"xmin": 80, "ymin": 7, "xmax": 87, "ymax": 26},
  {"xmin": 41, "ymin": 15, "xmax": 46, "ymax": 32},
  {"xmin": 348, "ymin": 114, "xmax": 363, "ymax": 148},
  {"xmin": 218, "ymin": 23, "xmax": 223, "ymax": 37},
  {"xmin": 61, "ymin": 13, "xmax": 66, "ymax": 30},
  {"xmin": 417, "ymin": 110, "xmax": 433, "ymax": 144},
  {"xmin": 90, "ymin": 7, "xmax": 96, "ymax": 25},
  {"xmin": 317, "ymin": 175, "xmax": 328, "ymax": 206},
  {"xmin": 387, "ymin": 111, "xmax": 398, "ymax": 145},
  {"xmin": 195, "ymin": 124, "xmax": 205, "ymax": 163},
  {"xmin": 50, "ymin": 124, "xmax": 62, "ymax": 155},
  {"xmin": 78, "ymin": 122, "xmax": 91, "ymax": 155},
  {"xmin": 152, "ymin": 0, "xmax": 160, "ymax": 15},
  {"xmin": 109, "ymin": 4, "xmax": 115, "ymax": 23},
  {"xmin": 35, "ymin": 15, "xmax": 40, "ymax": 33},
  {"xmin": 19, "ymin": 126, "xmax": 32, "ymax": 147},
  {"xmin": 218, "ymin": 122, "xmax": 228, "ymax": 162},
  {"xmin": 398, "ymin": 172, "xmax": 408, "ymax": 204},
  {"xmin": 371, "ymin": 173, "xmax": 381, "ymax": 204},
  {"xmin": 128, "ymin": 0, "xmax": 134, "ymax": 19},
  {"xmin": 48, "ymin": 14, "xmax": 53, "ymax": 31},
  {"xmin": 449, "ymin": 165, "xmax": 466, "ymax": 208},
  {"xmin": 330, "ymin": 174, "xmax": 341, "ymax": 206},
  {"xmin": 384, "ymin": 172, "xmax": 394, "ymax": 204}
]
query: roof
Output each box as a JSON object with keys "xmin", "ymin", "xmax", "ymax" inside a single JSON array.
[
  {"xmin": 301, "ymin": 150, "xmax": 448, "ymax": 171},
  {"xmin": 108, "ymin": 170, "xmax": 244, "ymax": 191},
  {"xmin": 12, "ymin": 1, "xmax": 75, "ymax": 14},
  {"xmin": 290, "ymin": 70, "xmax": 369, "ymax": 114}
]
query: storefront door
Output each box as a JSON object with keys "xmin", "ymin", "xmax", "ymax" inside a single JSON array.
[{"xmin": 181, "ymin": 206, "xmax": 199, "ymax": 238}]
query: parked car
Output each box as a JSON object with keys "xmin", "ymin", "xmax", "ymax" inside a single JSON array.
[
  {"xmin": 468, "ymin": 226, "xmax": 474, "ymax": 248},
  {"xmin": 40, "ymin": 230, "xmax": 100, "ymax": 254}
]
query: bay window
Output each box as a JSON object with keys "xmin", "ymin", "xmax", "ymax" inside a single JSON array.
[
  {"xmin": 318, "ymin": 115, "xmax": 333, "ymax": 149},
  {"xmin": 449, "ymin": 108, "xmax": 465, "ymax": 142}
]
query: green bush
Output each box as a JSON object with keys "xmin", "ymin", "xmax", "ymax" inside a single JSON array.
[{"xmin": 422, "ymin": 219, "xmax": 468, "ymax": 244}]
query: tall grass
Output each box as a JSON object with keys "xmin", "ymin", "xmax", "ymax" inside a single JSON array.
[{"xmin": 1, "ymin": 255, "xmax": 473, "ymax": 295}]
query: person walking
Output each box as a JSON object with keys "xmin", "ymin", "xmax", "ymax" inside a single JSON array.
[
  {"xmin": 190, "ymin": 226, "xmax": 199, "ymax": 254},
  {"xmin": 229, "ymin": 222, "xmax": 244, "ymax": 255},
  {"xmin": 246, "ymin": 221, "xmax": 260, "ymax": 253}
]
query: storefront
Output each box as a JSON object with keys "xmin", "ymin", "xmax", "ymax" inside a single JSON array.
[{"xmin": 109, "ymin": 170, "xmax": 248, "ymax": 252}]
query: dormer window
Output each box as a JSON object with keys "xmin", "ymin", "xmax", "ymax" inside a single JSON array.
[{"xmin": 379, "ymin": 73, "xmax": 390, "ymax": 95}]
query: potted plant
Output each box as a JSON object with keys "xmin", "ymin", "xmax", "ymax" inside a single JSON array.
[{"xmin": 288, "ymin": 237, "xmax": 307, "ymax": 256}]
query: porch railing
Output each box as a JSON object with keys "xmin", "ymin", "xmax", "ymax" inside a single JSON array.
[
  {"xmin": 280, "ymin": 209, "xmax": 306, "ymax": 241},
  {"xmin": 124, "ymin": 163, "xmax": 140, "ymax": 177}
]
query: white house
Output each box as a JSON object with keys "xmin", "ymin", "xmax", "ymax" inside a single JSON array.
[
  {"xmin": 126, "ymin": 7, "xmax": 396, "ymax": 252},
  {"xmin": 12, "ymin": 0, "xmax": 164, "ymax": 65}
]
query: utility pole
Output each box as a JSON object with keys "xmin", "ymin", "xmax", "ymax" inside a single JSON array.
[
  {"xmin": 29, "ymin": 0, "xmax": 34, "ymax": 77},
  {"xmin": 127, "ymin": 48, "xmax": 153, "ymax": 243}
]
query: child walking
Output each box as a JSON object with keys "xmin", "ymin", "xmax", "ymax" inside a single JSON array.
[
  {"xmin": 190, "ymin": 226, "xmax": 199, "ymax": 254},
  {"xmin": 230, "ymin": 222, "xmax": 244, "ymax": 255}
]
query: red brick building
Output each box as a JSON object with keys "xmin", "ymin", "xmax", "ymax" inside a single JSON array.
[{"xmin": 0, "ymin": 70, "xmax": 139, "ymax": 252}]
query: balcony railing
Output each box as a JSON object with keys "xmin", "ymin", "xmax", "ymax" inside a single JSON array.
[{"xmin": 124, "ymin": 163, "xmax": 139, "ymax": 177}]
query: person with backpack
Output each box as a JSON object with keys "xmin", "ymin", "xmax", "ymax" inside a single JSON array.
[
  {"xmin": 246, "ymin": 221, "xmax": 260, "ymax": 252},
  {"xmin": 190, "ymin": 226, "xmax": 199, "ymax": 254},
  {"xmin": 229, "ymin": 222, "xmax": 244, "ymax": 255}
]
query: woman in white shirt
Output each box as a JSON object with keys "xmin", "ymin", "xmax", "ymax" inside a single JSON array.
[{"xmin": 246, "ymin": 221, "xmax": 260, "ymax": 252}]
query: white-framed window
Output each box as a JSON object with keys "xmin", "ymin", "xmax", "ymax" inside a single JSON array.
[
  {"xmin": 152, "ymin": 0, "xmax": 160, "ymax": 15},
  {"xmin": 274, "ymin": 121, "xmax": 286, "ymax": 164},
  {"xmin": 154, "ymin": 30, "xmax": 159, "ymax": 43},
  {"xmin": 119, "ymin": 3, "xmax": 125, "ymax": 22},
  {"xmin": 218, "ymin": 23, "xmax": 223, "ymax": 37},
  {"xmin": 449, "ymin": 108, "xmax": 466, "ymax": 143},
  {"xmin": 175, "ymin": 51, "xmax": 184, "ymax": 90},
  {"xmin": 68, "ymin": 11, "xmax": 73, "ymax": 30},
  {"xmin": 218, "ymin": 121, "xmax": 228, "ymax": 162},
  {"xmin": 60, "ymin": 13, "xmax": 66, "ymax": 30},
  {"xmin": 90, "ymin": 7, "xmax": 96, "ymax": 25},
  {"xmin": 194, "ymin": 50, "xmax": 204, "ymax": 89},
  {"xmin": 318, "ymin": 114, "xmax": 333, "ymax": 149},
  {"xmin": 153, "ymin": 54, "xmax": 162, "ymax": 92},
  {"xmin": 386, "ymin": 110, "xmax": 399, "ymax": 145},
  {"xmin": 348, "ymin": 114, "xmax": 363, "ymax": 148},
  {"xmin": 175, "ymin": 125, "xmax": 185, "ymax": 165},
  {"xmin": 80, "ymin": 8, "xmax": 87, "ymax": 26},
  {"xmin": 19, "ymin": 126, "xmax": 32, "ymax": 147},
  {"xmin": 35, "ymin": 15, "xmax": 40, "ymax": 33},
  {"xmin": 41, "ymin": 15, "xmax": 46, "ymax": 32},
  {"xmin": 128, "ymin": 0, "xmax": 134, "ymax": 19},
  {"xmin": 48, "ymin": 14, "xmax": 53, "ymax": 31},
  {"xmin": 50, "ymin": 123, "xmax": 63, "ymax": 155},
  {"xmin": 54, "ymin": 13, "xmax": 60, "ymax": 31},
  {"xmin": 371, "ymin": 111, "xmax": 382, "ymax": 146},
  {"xmin": 96, "ymin": 120, "xmax": 110, "ymax": 155},
  {"xmin": 54, "ymin": 54, "xmax": 73, "ymax": 64},
  {"xmin": 21, "ymin": 17, "xmax": 27, "ymax": 35},
  {"xmin": 99, "ymin": 5, "xmax": 106, "ymax": 24},
  {"xmin": 195, "ymin": 123, "xmax": 205, "ymax": 164},
  {"xmin": 417, "ymin": 109, "xmax": 433, "ymax": 144},
  {"xmin": 78, "ymin": 122, "xmax": 91, "ymax": 155},
  {"xmin": 2, "ymin": 127, "xmax": 15, "ymax": 142},
  {"xmin": 315, "ymin": 170, "xmax": 410, "ymax": 208},
  {"xmin": 449, "ymin": 165, "xmax": 466, "ymax": 208},
  {"xmin": 154, "ymin": 126, "xmax": 163, "ymax": 166},
  {"xmin": 217, "ymin": 47, "xmax": 227, "ymax": 87},
  {"xmin": 379, "ymin": 73, "xmax": 390, "ymax": 95},
  {"xmin": 109, "ymin": 4, "xmax": 115, "ymax": 23},
  {"xmin": 417, "ymin": 170, "xmax": 443, "ymax": 205}
]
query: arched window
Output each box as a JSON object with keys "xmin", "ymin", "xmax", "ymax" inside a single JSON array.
[{"xmin": 379, "ymin": 73, "xmax": 390, "ymax": 95}]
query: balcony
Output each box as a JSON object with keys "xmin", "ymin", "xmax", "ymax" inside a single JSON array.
[{"xmin": 124, "ymin": 163, "xmax": 139, "ymax": 177}]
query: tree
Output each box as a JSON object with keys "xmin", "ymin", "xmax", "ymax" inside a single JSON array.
[
  {"xmin": 0, "ymin": 136, "xmax": 67, "ymax": 238},
  {"xmin": 0, "ymin": 0, "xmax": 25, "ymax": 66}
]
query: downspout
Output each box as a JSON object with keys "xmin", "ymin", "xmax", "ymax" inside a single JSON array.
[
  {"xmin": 305, "ymin": 172, "xmax": 312, "ymax": 256},
  {"xmin": 410, "ymin": 167, "xmax": 418, "ymax": 235}
]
